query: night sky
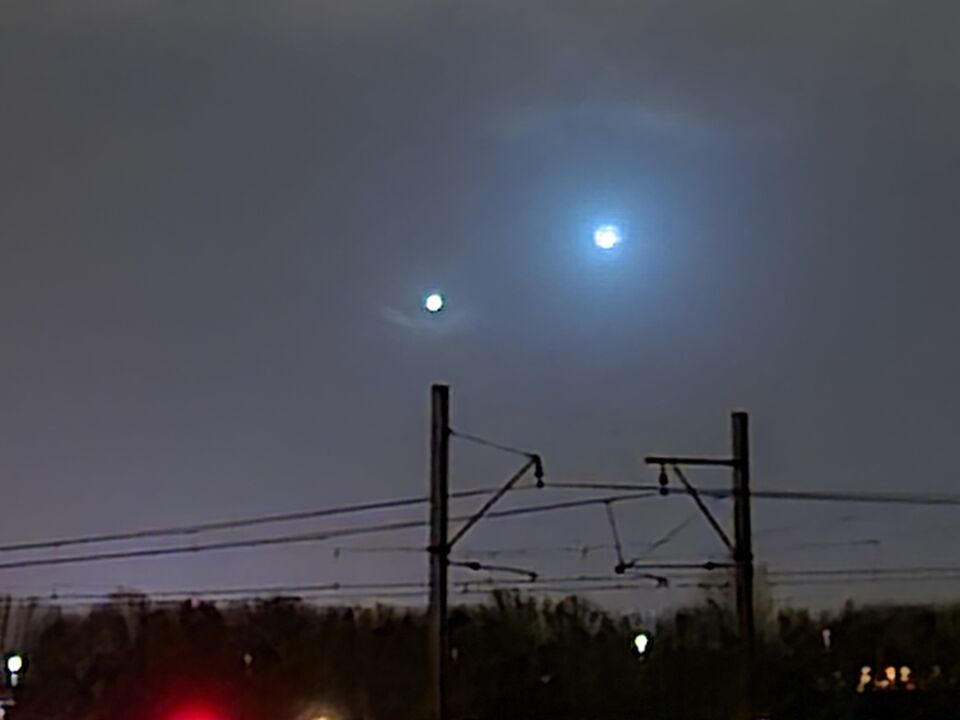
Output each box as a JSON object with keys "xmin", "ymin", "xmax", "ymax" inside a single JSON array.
[{"xmin": 2, "ymin": 0, "xmax": 960, "ymax": 611}]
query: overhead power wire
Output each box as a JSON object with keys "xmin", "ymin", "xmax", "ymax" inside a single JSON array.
[
  {"xmin": 3, "ymin": 573, "xmax": 717, "ymax": 607},
  {"xmin": 17, "ymin": 565, "xmax": 960, "ymax": 608},
  {"xmin": 768, "ymin": 565, "xmax": 960, "ymax": 578},
  {"xmin": 604, "ymin": 501, "xmax": 627, "ymax": 568},
  {"xmin": 0, "ymin": 492, "xmax": 659, "ymax": 573},
  {"xmin": 6, "ymin": 581, "xmax": 711, "ymax": 608},
  {"xmin": 771, "ymin": 538, "xmax": 881, "ymax": 554},
  {"xmin": 5, "ymin": 475, "xmax": 953, "ymax": 566},
  {"xmin": 0, "ymin": 487, "xmax": 516, "ymax": 556},
  {"xmin": 450, "ymin": 560, "xmax": 539, "ymax": 581},
  {"xmin": 769, "ymin": 574, "xmax": 960, "ymax": 588},
  {"xmin": 449, "ymin": 429, "xmax": 539, "ymax": 461},
  {"xmin": 549, "ymin": 481, "xmax": 960, "ymax": 507},
  {"xmin": 0, "ymin": 518, "xmax": 428, "ymax": 573},
  {"xmin": 8, "ymin": 476, "xmax": 950, "ymax": 564},
  {"xmin": 449, "ymin": 458, "xmax": 538, "ymax": 547},
  {"xmin": 668, "ymin": 466, "xmax": 734, "ymax": 551},
  {"xmin": 332, "ymin": 544, "xmax": 618, "ymax": 558},
  {"xmin": 646, "ymin": 514, "xmax": 697, "ymax": 554}
]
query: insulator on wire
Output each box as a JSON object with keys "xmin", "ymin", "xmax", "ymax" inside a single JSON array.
[{"xmin": 658, "ymin": 465, "xmax": 669, "ymax": 496}]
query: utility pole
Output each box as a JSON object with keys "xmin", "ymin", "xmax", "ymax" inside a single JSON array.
[
  {"xmin": 424, "ymin": 384, "xmax": 544, "ymax": 720},
  {"xmin": 428, "ymin": 384, "xmax": 450, "ymax": 720},
  {"xmin": 646, "ymin": 411, "xmax": 755, "ymax": 720},
  {"xmin": 732, "ymin": 412, "xmax": 754, "ymax": 720}
]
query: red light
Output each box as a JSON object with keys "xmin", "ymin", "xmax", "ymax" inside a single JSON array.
[{"xmin": 170, "ymin": 704, "xmax": 223, "ymax": 720}]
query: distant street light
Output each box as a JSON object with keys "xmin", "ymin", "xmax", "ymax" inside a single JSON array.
[
  {"xmin": 593, "ymin": 224, "xmax": 623, "ymax": 251},
  {"xmin": 4, "ymin": 655, "xmax": 22, "ymax": 675},
  {"xmin": 633, "ymin": 632, "xmax": 650, "ymax": 657},
  {"xmin": 424, "ymin": 292, "xmax": 445, "ymax": 314}
]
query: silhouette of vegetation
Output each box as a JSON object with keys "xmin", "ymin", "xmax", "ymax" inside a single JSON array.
[{"xmin": 8, "ymin": 591, "xmax": 960, "ymax": 719}]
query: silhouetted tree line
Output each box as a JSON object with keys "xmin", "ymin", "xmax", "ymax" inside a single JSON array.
[{"xmin": 9, "ymin": 591, "xmax": 960, "ymax": 720}]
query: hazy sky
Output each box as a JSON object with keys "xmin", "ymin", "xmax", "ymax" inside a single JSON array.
[{"xmin": 2, "ymin": 0, "xmax": 960, "ymax": 611}]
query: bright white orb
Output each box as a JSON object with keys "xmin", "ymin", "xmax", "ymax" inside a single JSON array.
[
  {"xmin": 6, "ymin": 654, "xmax": 23, "ymax": 674},
  {"xmin": 424, "ymin": 293, "xmax": 445, "ymax": 313},
  {"xmin": 633, "ymin": 632, "xmax": 649, "ymax": 656},
  {"xmin": 594, "ymin": 224, "xmax": 622, "ymax": 250}
]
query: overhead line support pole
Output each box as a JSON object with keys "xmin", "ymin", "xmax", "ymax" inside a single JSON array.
[
  {"xmin": 732, "ymin": 412, "xmax": 755, "ymax": 720},
  {"xmin": 428, "ymin": 385, "xmax": 450, "ymax": 720},
  {"xmin": 645, "ymin": 412, "xmax": 755, "ymax": 720}
]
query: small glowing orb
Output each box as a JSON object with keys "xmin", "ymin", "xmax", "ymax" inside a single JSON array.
[
  {"xmin": 5, "ymin": 655, "xmax": 23, "ymax": 674},
  {"xmin": 424, "ymin": 293, "xmax": 445, "ymax": 313},
  {"xmin": 594, "ymin": 224, "xmax": 622, "ymax": 250},
  {"xmin": 633, "ymin": 632, "xmax": 650, "ymax": 655}
]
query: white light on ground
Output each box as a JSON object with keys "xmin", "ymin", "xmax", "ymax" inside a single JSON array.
[
  {"xmin": 633, "ymin": 632, "xmax": 649, "ymax": 656},
  {"xmin": 5, "ymin": 654, "xmax": 22, "ymax": 673},
  {"xmin": 424, "ymin": 293, "xmax": 445, "ymax": 313},
  {"xmin": 594, "ymin": 224, "xmax": 622, "ymax": 250}
]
